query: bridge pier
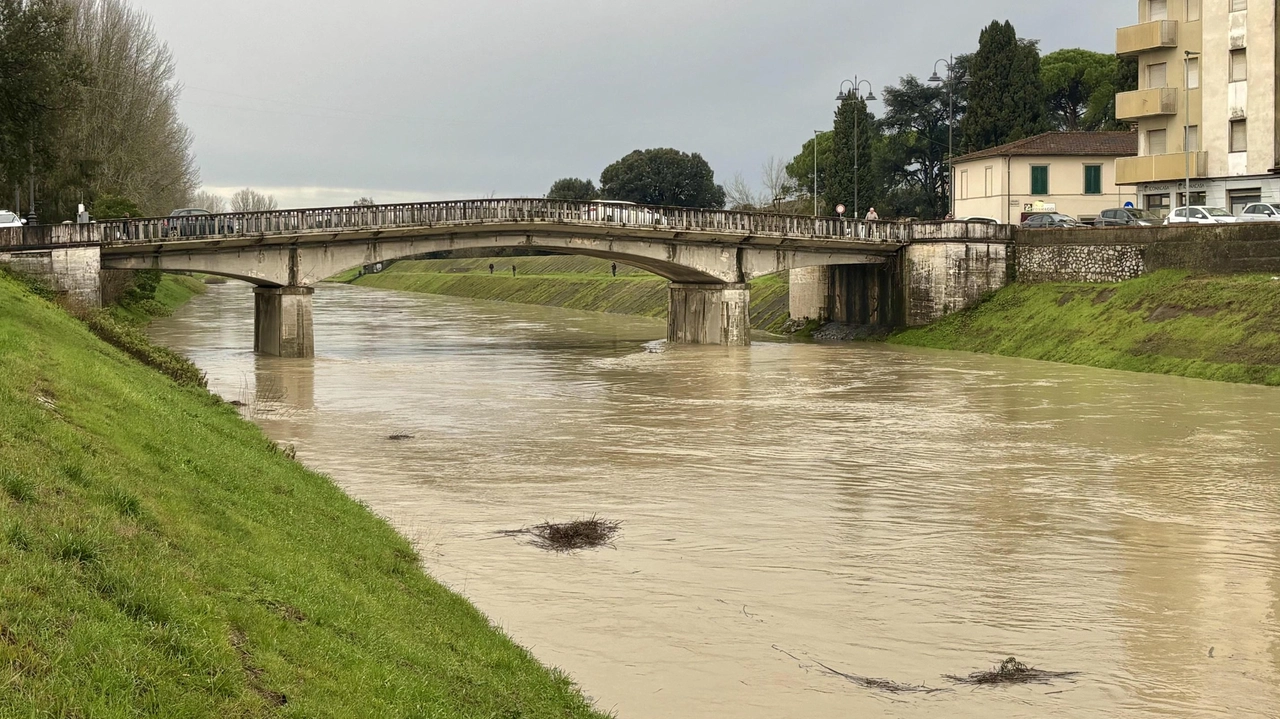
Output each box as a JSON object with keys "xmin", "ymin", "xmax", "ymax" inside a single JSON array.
[
  {"xmin": 667, "ymin": 283, "xmax": 751, "ymax": 346},
  {"xmin": 788, "ymin": 260, "xmax": 905, "ymax": 329},
  {"xmin": 254, "ymin": 286, "xmax": 314, "ymax": 358}
]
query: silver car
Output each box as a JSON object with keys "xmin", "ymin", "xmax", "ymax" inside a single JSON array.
[
  {"xmin": 1237, "ymin": 203, "xmax": 1280, "ymax": 222},
  {"xmin": 1165, "ymin": 206, "xmax": 1243, "ymax": 225},
  {"xmin": 0, "ymin": 211, "xmax": 25, "ymax": 228}
]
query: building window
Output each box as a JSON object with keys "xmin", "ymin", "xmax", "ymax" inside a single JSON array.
[
  {"xmin": 1149, "ymin": 0, "xmax": 1168, "ymax": 20},
  {"xmin": 1230, "ymin": 0, "xmax": 1246, "ymax": 11},
  {"xmin": 1185, "ymin": 125, "xmax": 1200, "ymax": 152},
  {"xmin": 1084, "ymin": 165, "xmax": 1103, "ymax": 195},
  {"xmin": 1188, "ymin": 0, "xmax": 1201, "ymax": 20},
  {"xmin": 1148, "ymin": 129, "xmax": 1168, "ymax": 155},
  {"xmin": 1147, "ymin": 62, "xmax": 1167, "ymax": 89},
  {"xmin": 1177, "ymin": 191, "xmax": 1207, "ymax": 207},
  {"xmin": 1145, "ymin": 194, "xmax": 1170, "ymax": 216},
  {"xmin": 1231, "ymin": 120, "xmax": 1248, "ymax": 152},
  {"xmin": 1229, "ymin": 189, "xmax": 1262, "ymax": 214},
  {"xmin": 1030, "ymin": 166, "xmax": 1049, "ymax": 196},
  {"xmin": 1230, "ymin": 50, "xmax": 1247, "ymax": 82},
  {"xmin": 1187, "ymin": 57, "xmax": 1200, "ymax": 89}
]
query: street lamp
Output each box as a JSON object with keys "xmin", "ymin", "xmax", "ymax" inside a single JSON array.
[
  {"xmin": 1184, "ymin": 50, "xmax": 1201, "ymax": 212},
  {"xmin": 813, "ymin": 129, "xmax": 823, "ymax": 217},
  {"xmin": 930, "ymin": 56, "xmax": 968, "ymax": 219},
  {"xmin": 836, "ymin": 77, "xmax": 877, "ymax": 221}
]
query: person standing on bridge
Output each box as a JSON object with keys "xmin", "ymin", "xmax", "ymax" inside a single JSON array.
[{"xmin": 865, "ymin": 207, "xmax": 879, "ymax": 221}]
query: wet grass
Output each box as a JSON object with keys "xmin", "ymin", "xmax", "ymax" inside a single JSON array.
[
  {"xmin": 890, "ymin": 271, "xmax": 1280, "ymax": 386},
  {"xmin": 0, "ymin": 273, "xmax": 608, "ymax": 717},
  {"xmin": 344, "ymin": 257, "xmax": 794, "ymax": 333}
]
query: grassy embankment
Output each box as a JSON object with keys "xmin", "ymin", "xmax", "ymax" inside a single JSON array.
[
  {"xmin": 891, "ymin": 270, "xmax": 1280, "ymax": 386},
  {"xmin": 341, "ymin": 256, "xmax": 793, "ymax": 332},
  {"xmin": 0, "ymin": 270, "xmax": 607, "ymax": 716}
]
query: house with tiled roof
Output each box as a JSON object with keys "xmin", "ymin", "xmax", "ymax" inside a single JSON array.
[{"xmin": 951, "ymin": 131, "xmax": 1140, "ymax": 224}]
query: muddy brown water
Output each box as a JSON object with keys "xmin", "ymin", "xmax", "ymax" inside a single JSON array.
[{"xmin": 150, "ymin": 281, "xmax": 1280, "ymax": 718}]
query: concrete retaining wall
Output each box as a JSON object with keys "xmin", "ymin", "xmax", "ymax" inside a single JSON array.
[
  {"xmin": 904, "ymin": 242, "xmax": 1008, "ymax": 325},
  {"xmin": 0, "ymin": 246, "xmax": 102, "ymax": 307},
  {"xmin": 1014, "ymin": 224, "xmax": 1280, "ymax": 283}
]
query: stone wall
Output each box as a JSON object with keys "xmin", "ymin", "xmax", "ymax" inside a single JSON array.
[
  {"xmin": 1013, "ymin": 224, "xmax": 1280, "ymax": 283},
  {"xmin": 0, "ymin": 246, "xmax": 101, "ymax": 307},
  {"xmin": 904, "ymin": 242, "xmax": 1008, "ymax": 326},
  {"xmin": 788, "ymin": 266, "xmax": 832, "ymax": 322}
]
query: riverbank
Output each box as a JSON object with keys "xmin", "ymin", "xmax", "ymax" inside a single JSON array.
[
  {"xmin": 890, "ymin": 270, "xmax": 1280, "ymax": 386},
  {"xmin": 344, "ymin": 257, "xmax": 793, "ymax": 332},
  {"xmin": 0, "ymin": 272, "xmax": 606, "ymax": 716}
]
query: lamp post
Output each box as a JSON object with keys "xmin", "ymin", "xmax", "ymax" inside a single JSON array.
[
  {"xmin": 929, "ymin": 56, "xmax": 967, "ymax": 219},
  {"xmin": 813, "ymin": 129, "xmax": 822, "ymax": 217},
  {"xmin": 1184, "ymin": 50, "xmax": 1201, "ymax": 212},
  {"xmin": 836, "ymin": 77, "xmax": 877, "ymax": 221}
]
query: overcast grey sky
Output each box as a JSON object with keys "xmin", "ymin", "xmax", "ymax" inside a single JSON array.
[{"xmin": 133, "ymin": 0, "xmax": 1134, "ymax": 208}]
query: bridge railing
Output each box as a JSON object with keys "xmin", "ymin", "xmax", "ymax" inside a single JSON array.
[{"xmin": 1, "ymin": 199, "xmax": 1014, "ymax": 249}]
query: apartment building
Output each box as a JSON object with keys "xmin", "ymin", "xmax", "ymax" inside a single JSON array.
[{"xmin": 1116, "ymin": 0, "xmax": 1279, "ymax": 214}]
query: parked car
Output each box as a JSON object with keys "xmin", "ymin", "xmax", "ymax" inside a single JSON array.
[
  {"xmin": 1094, "ymin": 207, "xmax": 1164, "ymax": 227},
  {"xmin": 1021, "ymin": 213, "xmax": 1085, "ymax": 229},
  {"xmin": 958, "ymin": 216, "xmax": 1000, "ymax": 225},
  {"xmin": 583, "ymin": 200, "xmax": 665, "ymax": 225},
  {"xmin": 0, "ymin": 211, "xmax": 26, "ymax": 228},
  {"xmin": 1236, "ymin": 203, "xmax": 1280, "ymax": 222},
  {"xmin": 163, "ymin": 208, "xmax": 234, "ymax": 237},
  {"xmin": 1164, "ymin": 206, "xmax": 1243, "ymax": 225}
]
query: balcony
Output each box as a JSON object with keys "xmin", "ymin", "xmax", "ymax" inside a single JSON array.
[
  {"xmin": 1116, "ymin": 88, "xmax": 1179, "ymax": 120},
  {"xmin": 1117, "ymin": 20, "xmax": 1179, "ymax": 56},
  {"xmin": 1116, "ymin": 152, "xmax": 1208, "ymax": 184}
]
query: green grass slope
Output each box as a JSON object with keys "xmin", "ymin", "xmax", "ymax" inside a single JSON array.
[
  {"xmin": 890, "ymin": 271, "xmax": 1280, "ymax": 386},
  {"xmin": 108, "ymin": 273, "xmax": 207, "ymax": 325},
  {"xmin": 348, "ymin": 257, "xmax": 792, "ymax": 332},
  {"xmin": 0, "ymin": 273, "xmax": 606, "ymax": 718}
]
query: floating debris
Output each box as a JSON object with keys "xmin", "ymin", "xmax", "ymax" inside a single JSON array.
[
  {"xmin": 388, "ymin": 434, "xmax": 415, "ymax": 441},
  {"xmin": 498, "ymin": 517, "xmax": 621, "ymax": 552},
  {"xmin": 945, "ymin": 657, "xmax": 1079, "ymax": 686},
  {"xmin": 771, "ymin": 646, "xmax": 945, "ymax": 695}
]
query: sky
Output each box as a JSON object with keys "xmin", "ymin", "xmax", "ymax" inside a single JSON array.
[{"xmin": 131, "ymin": 0, "xmax": 1135, "ymax": 209}]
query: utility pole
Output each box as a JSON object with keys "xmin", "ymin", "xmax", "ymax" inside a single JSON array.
[
  {"xmin": 836, "ymin": 78, "xmax": 877, "ymax": 221},
  {"xmin": 931, "ymin": 57, "xmax": 966, "ymax": 218},
  {"xmin": 813, "ymin": 130, "xmax": 821, "ymax": 217},
  {"xmin": 1184, "ymin": 50, "xmax": 1200, "ymax": 211}
]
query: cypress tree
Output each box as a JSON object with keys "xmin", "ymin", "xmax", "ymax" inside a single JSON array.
[
  {"xmin": 961, "ymin": 20, "xmax": 1047, "ymax": 152},
  {"xmin": 824, "ymin": 95, "xmax": 879, "ymax": 218}
]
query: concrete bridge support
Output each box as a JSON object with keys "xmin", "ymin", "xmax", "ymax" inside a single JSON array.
[
  {"xmin": 0, "ymin": 245, "xmax": 102, "ymax": 308},
  {"xmin": 788, "ymin": 261, "xmax": 904, "ymax": 329},
  {"xmin": 254, "ymin": 287, "xmax": 314, "ymax": 358},
  {"xmin": 667, "ymin": 283, "xmax": 751, "ymax": 346}
]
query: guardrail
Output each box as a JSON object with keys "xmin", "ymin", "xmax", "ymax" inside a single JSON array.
[{"xmin": 0, "ymin": 198, "xmax": 1014, "ymax": 249}]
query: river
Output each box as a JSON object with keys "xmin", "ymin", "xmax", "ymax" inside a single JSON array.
[{"xmin": 149, "ymin": 281, "xmax": 1280, "ymax": 719}]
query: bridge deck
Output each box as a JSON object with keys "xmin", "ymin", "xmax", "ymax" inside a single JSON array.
[{"xmin": 0, "ymin": 199, "xmax": 1012, "ymax": 252}]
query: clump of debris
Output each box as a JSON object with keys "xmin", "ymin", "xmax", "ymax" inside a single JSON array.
[
  {"xmin": 499, "ymin": 518, "xmax": 621, "ymax": 553},
  {"xmin": 945, "ymin": 657, "xmax": 1079, "ymax": 686}
]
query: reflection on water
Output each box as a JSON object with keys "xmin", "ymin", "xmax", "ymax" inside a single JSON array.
[{"xmin": 151, "ymin": 281, "xmax": 1280, "ymax": 719}]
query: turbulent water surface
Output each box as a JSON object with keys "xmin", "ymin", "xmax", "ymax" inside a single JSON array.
[{"xmin": 150, "ymin": 281, "xmax": 1280, "ymax": 719}]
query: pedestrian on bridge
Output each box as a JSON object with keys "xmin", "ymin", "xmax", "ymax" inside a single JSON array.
[{"xmin": 865, "ymin": 207, "xmax": 879, "ymax": 221}]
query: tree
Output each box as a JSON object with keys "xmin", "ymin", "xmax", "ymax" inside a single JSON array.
[
  {"xmin": 961, "ymin": 20, "xmax": 1047, "ymax": 152},
  {"xmin": 875, "ymin": 76, "xmax": 952, "ymax": 220},
  {"xmin": 1042, "ymin": 48, "xmax": 1129, "ymax": 131},
  {"xmin": 760, "ymin": 156, "xmax": 795, "ymax": 209},
  {"xmin": 546, "ymin": 177, "xmax": 599, "ymax": 201},
  {"xmin": 90, "ymin": 193, "xmax": 140, "ymax": 218},
  {"xmin": 353, "ymin": 197, "xmax": 376, "ymax": 206},
  {"xmin": 824, "ymin": 95, "xmax": 880, "ymax": 218},
  {"xmin": 0, "ymin": 0, "xmax": 80, "ymax": 211},
  {"xmin": 724, "ymin": 173, "xmax": 762, "ymax": 210},
  {"xmin": 190, "ymin": 190, "xmax": 227, "ymax": 213},
  {"xmin": 599, "ymin": 149, "xmax": 726, "ymax": 208},
  {"xmin": 786, "ymin": 131, "xmax": 834, "ymax": 213},
  {"xmin": 230, "ymin": 188, "xmax": 278, "ymax": 213}
]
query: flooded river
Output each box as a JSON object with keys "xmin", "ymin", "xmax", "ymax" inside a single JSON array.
[{"xmin": 150, "ymin": 281, "xmax": 1280, "ymax": 718}]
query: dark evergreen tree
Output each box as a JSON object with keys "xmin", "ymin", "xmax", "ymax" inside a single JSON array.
[
  {"xmin": 961, "ymin": 20, "xmax": 1046, "ymax": 152},
  {"xmin": 599, "ymin": 148, "xmax": 726, "ymax": 209},
  {"xmin": 824, "ymin": 95, "xmax": 880, "ymax": 218},
  {"xmin": 874, "ymin": 77, "xmax": 952, "ymax": 220}
]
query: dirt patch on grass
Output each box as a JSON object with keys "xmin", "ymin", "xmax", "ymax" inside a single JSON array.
[
  {"xmin": 945, "ymin": 657, "xmax": 1079, "ymax": 686},
  {"xmin": 1092, "ymin": 288, "xmax": 1116, "ymax": 305},
  {"xmin": 230, "ymin": 629, "xmax": 288, "ymax": 707},
  {"xmin": 1146, "ymin": 305, "xmax": 1186, "ymax": 323},
  {"xmin": 499, "ymin": 518, "xmax": 621, "ymax": 552},
  {"xmin": 1056, "ymin": 291, "xmax": 1078, "ymax": 307}
]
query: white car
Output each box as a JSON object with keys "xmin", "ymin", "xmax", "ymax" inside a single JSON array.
[
  {"xmin": 1164, "ymin": 206, "xmax": 1243, "ymax": 225},
  {"xmin": 0, "ymin": 211, "xmax": 26, "ymax": 228},
  {"xmin": 583, "ymin": 200, "xmax": 665, "ymax": 226},
  {"xmin": 1237, "ymin": 203, "xmax": 1280, "ymax": 222}
]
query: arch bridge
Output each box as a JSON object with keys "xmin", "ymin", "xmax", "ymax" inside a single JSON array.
[{"xmin": 0, "ymin": 198, "xmax": 1012, "ymax": 356}]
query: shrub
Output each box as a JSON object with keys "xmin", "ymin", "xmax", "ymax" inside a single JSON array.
[{"xmin": 78, "ymin": 310, "xmax": 207, "ymax": 389}]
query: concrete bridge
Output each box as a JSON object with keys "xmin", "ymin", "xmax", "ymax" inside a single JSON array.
[{"xmin": 0, "ymin": 198, "xmax": 1012, "ymax": 356}]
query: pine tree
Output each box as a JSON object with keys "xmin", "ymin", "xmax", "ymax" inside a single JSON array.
[
  {"xmin": 961, "ymin": 20, "xmax": 1046, "ymax": 152},
  {"xmin": 824, "ymin": 95, "xmax": 879, "ymax": 218}
]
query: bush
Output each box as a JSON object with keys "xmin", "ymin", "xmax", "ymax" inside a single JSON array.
[{"xmin": 78, "ymin": 310, "xmax": 206, "ymax": 388}]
